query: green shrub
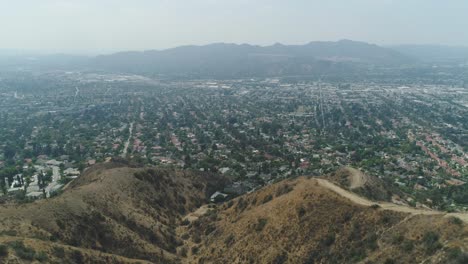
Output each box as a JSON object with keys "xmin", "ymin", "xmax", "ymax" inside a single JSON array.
[
  {"xmin": 445, "ymin": 247, "xmax": 468, "ymax": 264},
  {"xmin": 179, "ymin": 246, "xmax": 187, "ymax": 257},
  {"xmin": 448, "ymin": 217, "xmax": 463, "ymax": 226},
  {"xmin": 349, "ymin": 247, "xmax": 367, "ymax": 262},
  {"xmin": 364, "ymin": 233, "xmax": 378, "ymax": 251},
  {"xmin": 191, "ymin": 246, "xmax": 199, "ymax": 255},
  {"xmin": 422, "ymin": 231, "xmax": 442, "ymax": 254},
  {"xmin": 380, "ymin": 214, "xmax": 391, "ymax": 224},
  {"xmin": 296, "ymin": 206, "xmax": 306, "ymax": 218},
  {"xmin": 180, "ymin": 219, "xmax": 190, "ymax": 226},
  {"xmin": 446, "ymin": 247, "xmax": 462, "ymax": 260},
  {"xmin": 391, "ymin": 234, "xmax": 404, "ymax": 245},
  {"xmin": 226, "ymin": 200, "xmax": 234, "ymax": 208},
  {"xmin": 9, "ymin": 241, "xmax": 36, "ymax": 260},
  {"xmin": 255, "ymin": 218, "xmax": 268, "ymax": 232},
  {"xmin": 204, "ymin": 225, "xmax": 216, "ymax": 235},
  {"xmin": 36, "ymin": 251, "xmax": 48, "ymax": 262},
  {"xmin": 236, "ymin": 198, "xmax": 248, "ymax": 212},
  {"xmin": 401, "ymin": 240, "xmax": 414, "ymax": 252},
  {"xmin": 224, "ymin": 234, "xmax": 235, "ymax": 246},
  {"xmin": 52, "ymin": 246, "xmax": 65, "ymax": 258},
  {"xmin": 322, "ymin": 233, "xmax": 335, "ymax": 247},
  {"xmin": 0, "ymin": 244, "xmax": 8, "ymax": 257},
  {"xmin": 192, "ymin": 233, "xmax": 202, "ymax": 244},
  {"xmin": 272, "ymin": 252, "xmax": 288, "ymax": 264},
  {"xmin": 71, "ymin": 250, "xmax": 84, "ymax": 263},
  {"xmin": 275, "ymin": 184, "xmax": 293, "ymax": 197},
  {"xmin": 0, "ymin": 230, "xmax": 17, "ymax": 236},
  {"xmin": 450, "ymin": 252, "xmax": 468, "ymax": 264},
  {"xmin": 262, "ymin": 194, "xmax": 273, "ymax": 204}
]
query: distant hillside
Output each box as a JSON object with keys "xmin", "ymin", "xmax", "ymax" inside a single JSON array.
[
  {"xmin": 390, "ymin": 44, "xmax": 468, "ymax": 63},
  {"xmin": 92, "ymin": 40, "xmax": 415, "ymax": 78},
  {"xmin": 0, "ymin": 53, "xmax": 88, "ymax": 70}
]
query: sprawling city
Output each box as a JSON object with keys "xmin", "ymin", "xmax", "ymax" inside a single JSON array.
[
  {"xmin": 1, "ymin": 1, "xmax": 468, "ymax": 264},
  {"xmin": 1, "ymin": 70, "xmax": 467, "ymax": 211}
]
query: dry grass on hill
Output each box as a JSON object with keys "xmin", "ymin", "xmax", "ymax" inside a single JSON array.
[
  {"xmin": 0, "ymin": 163, "xmax": 467, "ymax": 264},
  {"xmin": 0, "ymin": 162, "xmax": 228, "ymax": 264},
  {"xmin": 185, "ymin": 177, "xmax": 468, "ymax": 264}
]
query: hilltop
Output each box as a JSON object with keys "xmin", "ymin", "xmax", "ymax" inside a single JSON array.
[
  {"xmin": 390, "ymin": 44, "xmax": 468, "ymax": 63},
  {"xmin": 184, "ymin": 175, "xmax": 468, "ymax": 263}
]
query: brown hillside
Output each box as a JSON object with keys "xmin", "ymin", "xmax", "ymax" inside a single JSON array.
[
  {"xmin": 1, "ymin": 164, "xmax": 467, "ymax": 264},
  {"xmin": 184, "ymin": 177, "xmax": 468, "ymax": 264},
  {"xmin": 0, "ymin": 162, "xmax": 228, "ymax": 264}
]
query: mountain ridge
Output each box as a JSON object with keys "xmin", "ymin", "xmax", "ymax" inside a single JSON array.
[
  {"xmin": 91, "ymin": 40, "xmax": 415, "ymax": 77},
  {"xmin": 390, "ymin": 44, "xmax": 468, "ymax": 63}
]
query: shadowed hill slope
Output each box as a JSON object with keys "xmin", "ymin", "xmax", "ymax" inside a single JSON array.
[{"xmin": 0, "ymin": 162, "xmax": 228, "ymax": 263}]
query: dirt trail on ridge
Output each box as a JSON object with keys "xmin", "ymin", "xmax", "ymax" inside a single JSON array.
[{"xmin": 316, "ymin": 178, "xmax": 468, "ymax": 223}]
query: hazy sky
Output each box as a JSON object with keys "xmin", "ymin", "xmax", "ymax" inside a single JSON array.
[{"xmin": 1, "ymin": 0, "xmax": 467, "ymax": 53}]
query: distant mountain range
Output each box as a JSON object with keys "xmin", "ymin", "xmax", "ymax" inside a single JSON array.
[
  {"xmin": 2, "ymin": 41, "xmax": 468, "ymax": 77},
  {"xmin": 390, "ymin": 44, "xmax": 468, "ymax": 63},
  {"xmin": 91, "ymin": 40, "xmax": 414, "ymax": 77},
  {"xmin": 0, "ymin": 53, "xmax": 88, "ymax": 69}
]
